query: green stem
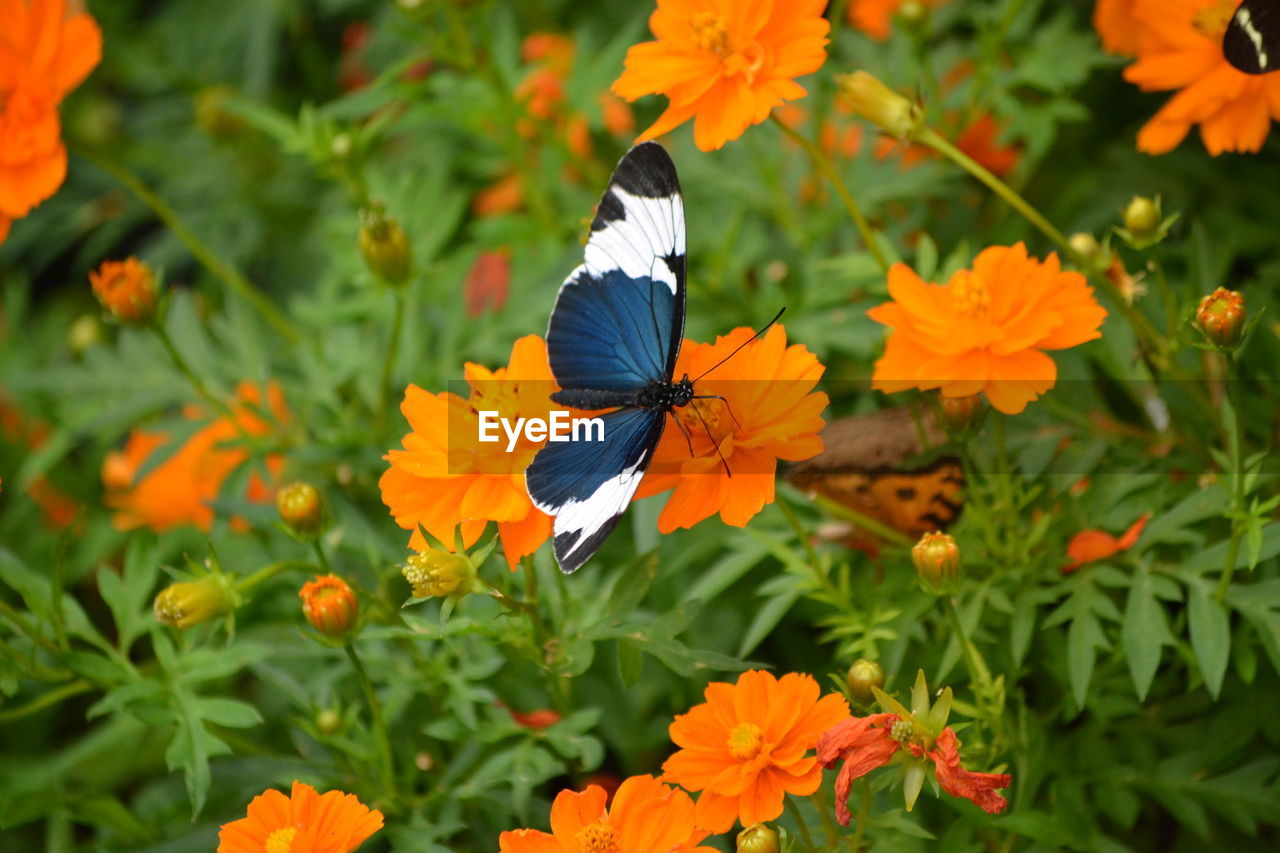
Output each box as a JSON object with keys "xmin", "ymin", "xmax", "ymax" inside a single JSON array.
[
  {"xmin": 771, "ymin": 115, "xmax": 889, "ymax": 272},
  {"xmin": 377, "ymin": 290, "xmax": 406, "ymax": 428},
  {"xmin": 75, "ymin": 148, "xmax": 297, "ymax": 342},
  {"xmin": 1215, "ymin": 353, "xmax": 1247, "ymax": 603},
  {"xmin": 311, "ymin": 539, "xmax": 334, "ymax": 576},
  {"xmin": 151, "ymin": 320, "xmax": 233, "ymax": 418},
  {"xmin": 0, "ymin": 599, "xmax": 64, "ymax": 659},
  {"xmin": 850, "ymin": 777, "xmax": 872, "ymax": 852},
  {"xmin": 811, "ymin": 783, "xmax": 842, "ymax": 847},
  {"xmin": 344, "ymin": 643, "xmax": 397, "ymax": 799},
  {"xmin": 944, "ymin": 595, "xmax": 993, "ymax": 689},
  {"xmin": 0, "ymin": 680, "xmax": 92, "ymax": 724},
  {"xmin": 785, "ymin": 795, "xmax": 820, "ymax": 853},
  {"xmin": 811, "ymin": 494, "xmax": 914, "ymax": 548},
  {"xmin": 235, "ymin": 560, "xmax": 311, "ymax": 595}
]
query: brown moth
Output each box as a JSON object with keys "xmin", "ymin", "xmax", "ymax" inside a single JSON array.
[{"xmin": 787, "ymin": 407, "xmax": 964, "ymax": 553}]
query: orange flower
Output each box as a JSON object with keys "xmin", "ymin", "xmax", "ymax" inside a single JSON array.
[
  {"xmin": 867, "ymin": 243, "xmax": 1108, "ymax": 415},
  {"xmin": 817, "ymin": 715, "xmax": 1012, "ymax": 823},
  {"xmin": 847, "ymin": 0, "xmax": 946, "ymax": 41},
  {"xmin": 1062, "ymin": 512, "xmax": 1150, "ymax": 572},
  {"xmin": 299, "ymin": 575, "xmax": 358, "ymax": 638},
  {"xmin": 102, "ymin": 381, "xmax": 287, "ymax": 532},
  {"xmin": 464, "ymin": 249, "xmax": 511, "ymax": 318},
  {"xmin": 379, "ymin": 335, "xmax": 555, "ymax": 570},
  {"xmin": 499, "ymin": 775, "xmax": 716, "ymax": 853},
  {"xmin": 661, "ymin": 670, "xmax": 850, "ymax": 833},
  {"xmin": 1093, "ymin": 0, "xmax": 1143, "ymax": 56},
  {"xmin": 612, "ymin": 0, "xmax": 831, "ymax": 151},
  {"xmin": 1122, "ymin": 0, "xmax": 1280, "ymax": 154},
  {"xmin": 89, "ymin": 257, "xmax": 158, "ymax": 323},
  {"xmin": 635, "ymin": 325, "xmax": 827, "ymax": 533},
  {"xmin": 473, "ymin": 171, "xmax": 524, "ymax": 218},
  {"xmin": 509, "ymin": 707, "xmax": 561, "ymax": 730},
  {"xmin": 217, "ymin": 780, "xmax": 383, "ymax": 853},
  {"xmin": 0, "ymin": 0, "xmax": 102, "ymax": 243}
]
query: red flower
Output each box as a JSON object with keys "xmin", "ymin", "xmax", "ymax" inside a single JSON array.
[
  {"xmin": 1062, "ymin": 513, "xmax": 1149, "ymax": 572},
  {"xmin": 912, "ymin": 728, "xmax": 1012, "ymax": 815}
]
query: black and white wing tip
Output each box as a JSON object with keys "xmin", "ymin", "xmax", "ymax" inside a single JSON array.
[{"xmin": 1224, "ymin": 1, "xmax": 1277, "ymax": 75}]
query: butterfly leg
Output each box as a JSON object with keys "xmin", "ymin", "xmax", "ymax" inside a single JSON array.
[
  {"xmin": 685, "ymin": 400, "xmax": 733, "ymax": 477},
  {"xmin": 691, "ymin": 394, "xmax": 742, "ymax": 430}
]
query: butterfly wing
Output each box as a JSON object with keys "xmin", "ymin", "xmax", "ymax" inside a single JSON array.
[
  {"xmin": 528, "ymin": 142, "xmax": 687, "ymax": 572},
  {"xmin": 1224, "ymin": 0, "xmax": 1279, "ymax": 74},
  {"xmin": 526, "ymin": 407, "xmax": 666, "ymax": 573}
]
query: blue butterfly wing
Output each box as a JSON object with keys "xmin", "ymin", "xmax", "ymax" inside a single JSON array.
[
  {"xmin": 529, "ymin": 142, "xmax": 687, "ymax": 572},
  {"xmin": 525, "ymin": 406, "xmax": 665, "ymax": 573}
]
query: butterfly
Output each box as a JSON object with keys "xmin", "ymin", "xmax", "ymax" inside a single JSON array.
[
  {"xmin": 787, "ymin": 407, "xmax": 963, "ymax": 555},
  {"xmin": 525, "ymin": 142, "xmax": 695, "ymax": 574},
  {"xmin": 1224, "ymin": 0, "xmax": 1280, "ymax": 75}
]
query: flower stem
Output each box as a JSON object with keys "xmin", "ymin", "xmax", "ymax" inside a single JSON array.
[
  {"xmin": 377, "ymin": 289, "xmax": 406, "ymax": 428},
  {"xmin": 311, "ymin": 539, "xmax": 334, "ymax": 576},
  {"xmin": 771, "ymin": 114, "xmax": 890, "ymax": 272},
  {"xmin": 0, "ymin": 679, "xmax": 92, "ymax": 724},
  {"xmin": 151, "ymin": 320, "xmax": 233, "ymax": 418},
  {"xmin": 943, "ymin": 595, "xmax": 993, "ymax": 690},
  {"xmin": 75, "ymin": 148, "xmax": 298, "ymax": 343},
  {"xmin": 785, "ymin": 795, "xmax": 821, "ymax": 853},
  {"xmin": 850, "ymin": 777, "xmax": 872, "ymax": 852},
  {"xmin": 811, "ymin": 494, "xmax": 914, "ymax": 548},
  {"xmin": 1215, "ymin": 352, "xmax": 1247, "ymax": 603},
  {"xmin": 344, "ymin": 642, "xmax": 397, "ymax": 799},
  {"xmin": 235, "ymin": 560, "xmax": 311, "ymax": 595}
]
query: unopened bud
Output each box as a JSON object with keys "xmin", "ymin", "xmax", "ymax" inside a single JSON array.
[
  {"xmin": 299, "ymin": 574, "xmax": 358, "ymax": 639},
  {"xmin": 68, "ymin": 314, "xmax": 102, "ymax": 355},
  {"xmin": 403, "ymin": 548, "xmax": 475, "ymax": 599},
  {"xmin": 912, "ymin": 531, "xmax": 961, "ymax": 595},
  {"xmin": 315, "ymin": 708, "xmax": 342, "ymax": 734},
  {"xmin": 359, "ymin": 204, "xmax": 412, "ymax": 285},
  {"xmin": 736, "ymin": 824, "xmax": 780, "ymax": 853},
  {"xmin": 845, "ymin": 658, "xmax": 886, "ymax": 705},
  {"xmin": 90, "ymin": 258, "xmax": 158, "ymax": 324},
  {"xmin": 277, "ymin": 482, "xmax": 326, "ymax": 537},
  {"xmin": 1068, "ymin": 232, "xmax": 1101, "ymax": 264},
  {"xmin": 1123, "ymin": 196, "xmax": 1160, "ymax": 238},
  {"xmin": 937, "ymin": 393, "xmax": 985, "ymax": 434},
  {"xmin": 1196, "ymin": 288, "xmax": 1246, "ymax": 350},
  {"xmin": 836, "ymin": 71, "xmax": 921, "ymax": 139},
  {"xmin": 154, "ymin": 577, "xmax": 234, "ymax": 629},
  {"xmin": 896, "ymin": 1, "xmax": 928, "ymax": 26}
]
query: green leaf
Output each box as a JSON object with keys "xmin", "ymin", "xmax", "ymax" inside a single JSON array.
[
  {"xmin": 615, "ymin": 637, "xmax": 644, "ymax": 688},
  {"xmin": 1187, "ymin": 584, "xmax": 1230, "ymax": 697},
  {"xmin": 1122, "ymin": 564, "xmax": 1172, "ymax": 701}
]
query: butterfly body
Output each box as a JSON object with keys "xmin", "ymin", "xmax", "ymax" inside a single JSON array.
[
  {"xmin": 527, "ymin": 142, "xmax": 689, "ymax": 573},
  {"xmin": 1224, "ymin": 0, "xmax": 1280, "ymax": 74}
]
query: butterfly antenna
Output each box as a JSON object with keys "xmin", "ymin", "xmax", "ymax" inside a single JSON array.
[
  {"xmin": 691, "ymin": 307, "xmax": 786, "ymax": 383},
  {"xmin": 669, "ymin": 408, "xmax": 697, "ymax": 458},
  {"xmin": 689, "ymin": 400, "xmax": 733, "ymax": 477}
]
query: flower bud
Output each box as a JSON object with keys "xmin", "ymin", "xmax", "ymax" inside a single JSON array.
[
  {"xmin": 89, "ymin": 258, "xmax": 158, "ymax": 324},
  {"xmin": 277, "ymin": 482, "xmax": 326, "ymax": 537},
  {"xmin": 67, "ymin": 314, "xmax": 102, "ymax": 355},
  {"xmin": 896, "ymin": 1, "xmax": 928, "ymax": 27},
  {"xmin": 402, "ymin": 548, "xmax": 475, "ymax": 599},
  {"xmin": 1068, "ymin": 232, "xmax": 1101, "ymax": 265},
  {"xmin": 736, "ymin": 824, "xmax": 780, "ymax": 853},
  {"xmin": 1196, "ymin": 287, "xmax": 1246, "ymax": 349},
  {"xmin": 845, "ymin": 658, "xmax": 886, "ymax": 705},
  {"xmin": 836, "ymin": 71, "xmax": 921, "ymax": 139},
  {"xmin": 154, "ymin": 577, "xmax": 234, "ymax": 629},
  {"xmin": 358, "ymin": 204, "xmax": 412, "ymax": 286},
  {"xmin": 912, "ymin": 531, "xmax": 961, "ymax": 595},
  {"xmin": 937, "ymin": 393, "xmax": 985, "ymax": 434},
  {"xmin": 299, "ymin": 574, "xmax": 358, "ymax": 639},
  {"xmin": 1122, "ymin": 196, "xmax": 1160, "ymax": 238},
  {"xmin": 315, "ymin": 707, "xmax": 342, "ymax": 734}
]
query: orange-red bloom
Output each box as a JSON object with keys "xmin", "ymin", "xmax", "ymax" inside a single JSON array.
[
  {"xmin": 0, "ymin": 0, "xmax": 102, "ymax": 243},
  {"xmin": 1093, "ymin": 0, "xmax": 1143, "ymax": 56},
  {"xmin": 848, "ymin": 0, "xmax": 946, "ymax": 41},
  {"xmin": 89, "ymin": 257, "xmax": 158, "ymax": 324},
  {"xmin": 217, "ymin": 780, "xmax": 383, "ymax": 853},
  {"xmin": 613, "ymin": 0, "xmax": 831, "ymax": 151},
  {"xmin": 499, "ymin": 775, "xmax": 716, "ymax": 853},
  {"xmin": 817, "ymin": 715, "xmax": 1012, "ymax": 823},
  {"xmin": 380, "ymin": 336, "xmax": 555, "ymax": 570},
  {"xmin": 1062, "ymin": 512, "xmax": 1150, "ymax": 572},
  {"xmin": 1119, "ymin": 0, "xmax": 1280, "ymax": 154},
  {"xmin": 299, "ymin": 575, "xmax": 358, "ymax": 638},
  {"xmin": 464, "ymin": 249, "xmax": 511, "ymax": 318},
  {"xmin": 636, "ymin": 325, "xmax": 827, "ymax": 533},
  {"xmin": 661, "ymin": 669, "xmax": 850, "ymax": 833},
  {"xmin": 101, "ymin": 381, "xmax": 287, "ymax": 532},
  {"xmin": 867, "ymin": 243, "xmax": 1108, "ymax": 415}
]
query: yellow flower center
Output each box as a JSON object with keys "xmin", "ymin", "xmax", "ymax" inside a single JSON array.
[
  {"xmin": 690, "ymin": 12, "xmax": 730, "ymax": 55},
  {"xmin": 1193, "ymin": 0, "xmax": 1237, "ymax": 40},
  {"xmin": 265, "ymin": 826, "xmax": 299, "ymax": 853},
  {"xmin": 890, "ymin": 719, "xmax": 915, "ymax": 744},
  {"xmin": 675, "ymin": 397, "xmax": 726, "ymax": 439},
  {"xmin": 727, "ymin": 722, "xmax": 765, "ymax": 760},
  {"xmin": 576, "ymin": 820, "xmax": 620, "ymax": 853},
  {"xmin": 950, "ymin": 270, "xmax": 991, "ymax": 316}
]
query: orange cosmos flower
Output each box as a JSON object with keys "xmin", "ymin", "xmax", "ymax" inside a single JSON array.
[
  {"xmin": 102, "ymin": 381, "xmax": 287, "ymax": 532},
  {"xmin": 0, "ymin": 0, "xmax": 102, "ymax": 243},
  {"xmin": 848, "ymin": 0, "xmax": 946, "ymax": 41},
  {"xmin": 612, "ymin": 0, "xmax": 831, "ymax": 151},
  {"xmin": 1093, "ymin": 0, "xmax": 1144, "ymax": 56},
  {"xmin": 217, "ymin": 780, "xmax": 383, "ymax": 853},
  {"xmin": 89, "ymin": 257, "xmax": 158, "ymax": 324},
  {"xmin": 473, "ymin": 171, "xmax": 524, "ymax": 218},
  {"xmin": 636, "ymin": 325, "xmax": 827, "ymax": 533},
  {"xmin": 1121, "ymin": 0, "xmax": 1280, "ymax": 155},
  {"xmin": 499, "ymin": 775, "xmax": 716, "ymax": 853},
  {"xmin": 380, "ymin": 335, "xmax": 555, "ymax": 570},
  {"xmin": 1062, "ymin": 512, "xmax": 1150, "ymax": 572},
  {"xmin": 464, "ymin": 248, "xmax": 511, "ymax": 318},
  {"xmin": 661, "ymin": 669, "xmax": 851, "ymax": 833},
  {"xmin": 867, "ymin": 243, "xmax": 1107, "ymax": 415},
  {"xmin": 817, "ymin": 714, "xmax": 1012, "ymax": 823}
]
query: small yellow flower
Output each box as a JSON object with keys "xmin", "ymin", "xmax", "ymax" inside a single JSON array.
[
  {"xmin": 154, "ymin": 577, "xmax": 234, "ymax": 629},
  {"xmin": 403, "ymin": 548, "xmax": 475, "ymax": 599},
  {"xmin": 836, "ymin": 71, "xmax": 921, "ymax": 139}
]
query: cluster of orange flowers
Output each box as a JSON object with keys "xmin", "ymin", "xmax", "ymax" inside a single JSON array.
[
  {"xmin": 0, "ymin": 0, "xmax": 101, "ymax": 243},
  {"xmin": 379, "ymin": 326, "xmax": 828, "ymax": 568},
  {"xmin": 1095, "ymin": 0, "xmax": 1280, "ymax": 154},
  {"xmin": 102, "ymin": 381, "xmax": 288, "ymax": 532},
  {"xmin": 0, "ymin": 388, "xmax": 81, "ymax": 529}
]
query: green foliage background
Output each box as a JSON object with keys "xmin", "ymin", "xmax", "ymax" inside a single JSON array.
[{"xmin": 2, "ymin": 0, "xmax": 1279, "ymax": 850}]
